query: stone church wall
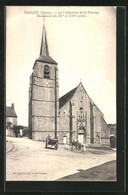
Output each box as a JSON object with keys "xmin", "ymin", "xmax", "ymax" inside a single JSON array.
[
  {"xmin": 33, "ymin": 85, "xmax": 55, "ymax": 101},
  {"xmin": 93, "ymin": 105, "xmax": 102, "ymax": 144},
  {"xmin": 93, "ymin": 104, "xmax": 110, "ymax": 146},
  {"xmin": 59, "ymin": 102, "xmax": 70, "ymax": 143},
  {"xmin": 33, "ymin": 62, "xmax": 58, "ymax": 80},
  {"xmin": 59, "ymin": 84, "xmax": 96, "ymax": 144},
  {"xmin": 32, "ymin": 101, "xmax": 55, "ymax": 116},
  {"xmin": 72, "ymin": 87, "xmax": 91, "ymax": 144},
  {"xmin": 29, "ymin": 59, "xmax": 59, "ymax": 141},
  {"xmin": 86, "ymin": 96, "xmax": 92, "ymax": 144},
  {"xmin": 32, "ymin": 117, "xmax": 55, "ymax": 131},
  {"xmin": 32, "ymin": 131, "xmax": 55, "ymax": 141},
  {"xmin": 101, "ymin": 116, "xmax": 110, "ymax": 146}
]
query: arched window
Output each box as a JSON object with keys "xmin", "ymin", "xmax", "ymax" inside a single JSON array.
[{"xmin": 44, "ymin": 65, "xmax": 50, "ymax": 78}]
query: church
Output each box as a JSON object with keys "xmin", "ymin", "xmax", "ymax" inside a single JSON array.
[{"xmin": 28, "ymin": 22, "xmax": 110, "ymax": 147}]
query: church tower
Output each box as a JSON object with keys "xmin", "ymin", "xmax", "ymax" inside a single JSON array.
[{"xmin": 29, "ymin": 21, "xmax": 59, "ymax": 141}]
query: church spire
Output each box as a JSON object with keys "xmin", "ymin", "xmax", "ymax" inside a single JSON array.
[
  {"xmin": 40, "ymin": 18, "xmax": 49, "ymax": 57},
  {"xmin": 34, "ymin": 18, "xmax": 57, "ymax": 66}
]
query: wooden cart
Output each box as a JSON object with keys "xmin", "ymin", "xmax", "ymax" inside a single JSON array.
[{"xmin": 45, "ymin": 136, "xmax": 58, "ymax": 150}]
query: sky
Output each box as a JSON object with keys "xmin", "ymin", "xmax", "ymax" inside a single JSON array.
[{"xmin": 6, "ymin": 6, "xmax": 116, "ymax": 126}]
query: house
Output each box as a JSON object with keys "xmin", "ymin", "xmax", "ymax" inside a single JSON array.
[{"xmin": 6, "ymin": 103, "xmax": 17, "ymax": 136}]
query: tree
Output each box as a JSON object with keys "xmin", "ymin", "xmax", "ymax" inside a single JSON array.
[
  {"xmin": 12, "ymin": 125, "xmax": 24, "ymax": 137},
  {"xmin": 17, "ymin": 125, "xmax": 24, "ymax": 130}
]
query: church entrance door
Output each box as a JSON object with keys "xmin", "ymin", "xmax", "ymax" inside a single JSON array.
[
  {"xmin": 63, "ymin": 136, "xmax": 67, "ymax": 144},
  {"xmin": 78, "ymin": 134, "xmax": 84, "ymax": 144}
]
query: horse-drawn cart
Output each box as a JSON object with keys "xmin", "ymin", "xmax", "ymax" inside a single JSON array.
[{"xmin": 45, "ymin": 136, "xmax": 58, "ymax": 150}]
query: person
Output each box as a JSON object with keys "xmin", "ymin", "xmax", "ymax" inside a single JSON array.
[
  {"xmin": 71, "ymin": 140, "xmax": 75, "ymax": 151},
  {"xmin": 45, "ymin": 135, "xmax": 51, "ymax": 148},
  {"xmin": 45, "ymin": 137, "xmax": 47, "ymax": 148},
  {"xmin": 19, "ymin": 129, "xmax": 23, "ymax": 138},
  {"xmin": 83, "ymin": 145, "xmax": 86, "ymax": 152}
]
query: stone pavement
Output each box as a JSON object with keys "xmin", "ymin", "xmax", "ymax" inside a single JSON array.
[{"xmin": 6, "ymin": 137, "xmax": 116, "ymax": 181}]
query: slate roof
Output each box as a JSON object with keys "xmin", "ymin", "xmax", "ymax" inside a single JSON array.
[
  {"xmin": 40, "ymin": 24, "xmax": 49, "ymax": 57},
  {"xmin": 36, "ymin": 55, "xmax": 57, "ymax": 65},
  {"xmin": 34, "ymin": 22, "xmax": 57, "ymax": 66},
  {"xmin": 6, "ymin": 106, "xmax": 17, "ymax": 117},
  {"xmin": 59, "ymin": 87, "xmax": 77, "ymax": 109},
  {"xmin": 59, "ymin": 82, "xmax": 104, "ymax": 117}
]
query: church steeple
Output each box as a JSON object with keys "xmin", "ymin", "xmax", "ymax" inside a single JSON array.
[
  {"xmin": 40, "ymin": 21, "xmax": 49, "ymax": 57},
  {"xmin": 35, "ymin": 18, "xmax": 57, "ymax": 65},
  {"xmin": 29, "ymin": 18, "xmax": 59, "ymax": 141}
]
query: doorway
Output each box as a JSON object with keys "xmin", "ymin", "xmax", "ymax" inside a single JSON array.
[
  {"xmin": 110, "ymin": 136, "xmax": 116, "ymax": 148},
  {"xmin": 63, "ymin": 136, "xmax": 67, "ymax": 144},
  {"xmin": 78, "ymin": 134, "xmax": 84, "ymax": 144}
]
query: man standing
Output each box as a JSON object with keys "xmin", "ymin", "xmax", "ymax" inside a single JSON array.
[{"xmin": 20, "ymin": 129, "xmax": 23, "ymax": 138}]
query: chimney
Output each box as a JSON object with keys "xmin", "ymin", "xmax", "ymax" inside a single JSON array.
[{"xmin": 11, "ymin": 103, "xmax": 14, "ymax": 109}]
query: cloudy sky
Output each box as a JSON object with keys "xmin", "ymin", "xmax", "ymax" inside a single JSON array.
[{"xmin": 6, "ymin": 6, "xmax": 116, "ymax": 126}]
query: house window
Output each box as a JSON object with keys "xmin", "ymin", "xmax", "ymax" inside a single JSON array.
[{"xmin": 44, "ymin": 65, "xmax": 50, "ymax": 78}]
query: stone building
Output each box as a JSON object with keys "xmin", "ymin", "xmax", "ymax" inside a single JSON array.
[
  {"xmin": 59, "ymin": 83, "xmax": 109, "ymax": 146},
  {"xmin": 29, "ymin": 22, "xmax": 110, "ymax": 146},
  {"xmin": 108, "ymin": 124, "xmax": 116, "ymax": 148},
  {"xmin": 108, "ymin": 124, "xmax": 116, "ymax": 137},
  {"xmin": 6, "ymin": 103, "xmax": 17, "ymax": 136},
  {"xmin": 28, "ymin": 23, "xmax": 59, "ymax": 141}
]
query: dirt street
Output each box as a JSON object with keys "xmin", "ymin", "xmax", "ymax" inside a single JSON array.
[{"xmin": 6, "ymin": 137, "xmax": 116, "ymax": 181}]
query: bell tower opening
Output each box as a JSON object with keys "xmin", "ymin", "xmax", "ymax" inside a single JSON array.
[{"xmin": 44, "ymin": 65, "xmax": 50, "ymax": 78}]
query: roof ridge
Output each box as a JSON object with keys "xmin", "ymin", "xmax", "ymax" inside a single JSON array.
[
  {"xmin": 59, "ymin": 86, "xmax": 77, "ymax": 100},
  {"xmin": 59, "ymin": 86, "xmax": 78, "ymax": 109},
  {"xmin": 78, "ymin": 82, "xmax": 104, "ymax": 117}
]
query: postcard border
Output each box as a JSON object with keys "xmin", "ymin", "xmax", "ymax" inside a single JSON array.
[{"xmin": 0, "ymin": 1, "xmax": 126, "ymax": 193}]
